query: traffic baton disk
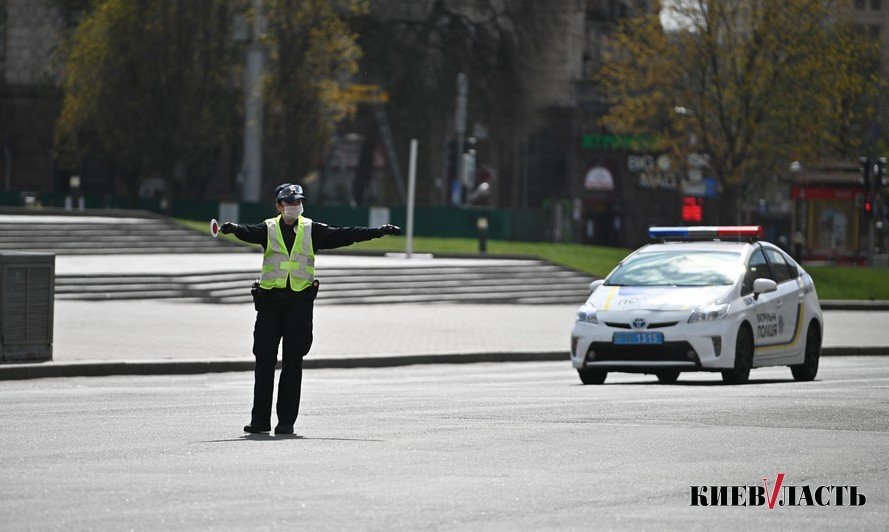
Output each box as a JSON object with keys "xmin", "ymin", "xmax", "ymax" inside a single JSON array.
[{"xmin": 210, "ymin": 218, "xmax": 220, "ymax": 238}]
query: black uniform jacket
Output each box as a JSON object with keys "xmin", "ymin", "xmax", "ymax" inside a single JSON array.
[{"xmin": 229, "ymin": 217, "xmax": 384, "ymax": 297}]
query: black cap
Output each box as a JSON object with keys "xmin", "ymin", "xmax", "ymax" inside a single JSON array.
[{"xmin": 275, "ymin": 183, "xmax": 306, "ymax": 203}]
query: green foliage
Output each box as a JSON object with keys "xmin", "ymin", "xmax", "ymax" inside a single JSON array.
[
  {"xmin": 600, "ymin": 0, "xmax": 882, "ymax": 189},
  {"xmin": 56, "ymin": 0, "xmax": 243, "ymax": 202},
  {"xmin": 262, "ymin": 0, "xmax": 365, "ymax": 184}
]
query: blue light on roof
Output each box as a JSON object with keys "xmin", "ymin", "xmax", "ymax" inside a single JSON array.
[
  {"xmin": 648, "ymin": 227, "xmax": 691, "ymax": 239},
  {"xmin": 648, "ymin": 226, "xmax": 763, "ymax": 240}
]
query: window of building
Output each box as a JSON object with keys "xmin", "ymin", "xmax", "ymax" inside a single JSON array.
[
  {"xmin": 870, "ymin": 25, "xmax": 882, "ymax": 39},
  {"xmin": 856, "ymin": 0, "xmax": 867, "ymax": 9},
  {"xmin": 872, "ymin": 0, "xmax": 882, "ymax": 11}
]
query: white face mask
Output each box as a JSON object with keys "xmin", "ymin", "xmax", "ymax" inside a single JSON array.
[{"xmin": 281, "ymin": 204, "xmax": 303, "ymax": 223}]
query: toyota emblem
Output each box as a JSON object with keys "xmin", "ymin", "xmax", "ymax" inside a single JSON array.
[{"xmin": 632, "ymin": 318, "xmax": 646, "ymax": 329}]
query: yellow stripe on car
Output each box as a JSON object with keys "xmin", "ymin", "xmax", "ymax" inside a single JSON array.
[
  {"xmin": 604, "ymin": 286, "xmax": 618, "ymax": 310},
  {"xmin": 755, "ymin": 303, "xmax": 804, "ymax": 353}
]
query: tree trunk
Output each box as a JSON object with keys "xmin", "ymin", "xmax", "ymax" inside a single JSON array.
[{"xmin": 353, "ymin": 129, "xmax": 378, "ymax": 206}]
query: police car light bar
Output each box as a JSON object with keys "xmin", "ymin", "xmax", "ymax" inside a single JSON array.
[{"xmin": 649, "ymin": 226, "xmax": 763, "ymax": 240}]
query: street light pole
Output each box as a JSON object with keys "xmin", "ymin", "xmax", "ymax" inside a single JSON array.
[
  {"xmin": 454, "ymin": 73, "xmax": 468, "ymax": 204},
  {"xmin": 242, "ymin": 0, "xmax": 265, "ymax": 203},
  {"xmin": 406, "ymin": 139, "xmax": 417, "ymax": 258}
]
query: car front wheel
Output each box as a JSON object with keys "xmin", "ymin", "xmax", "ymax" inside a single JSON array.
[
  {"xmin": 790, "ymin": 324, "xmax": 820, "ymax": 382},
  {"xmin": 578, "ymin": 368, "xmax": 607, "ymax": 385},
  {"xmin": 722, "ymin": 326, "xmax": 753, "ymax": 385}
]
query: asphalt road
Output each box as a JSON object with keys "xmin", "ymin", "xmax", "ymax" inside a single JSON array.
[{"xmin": 1, "ymin": 358, "xmax": 887, "ymax": 530}]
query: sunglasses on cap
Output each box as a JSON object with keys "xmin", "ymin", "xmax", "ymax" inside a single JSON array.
[{"xmin": 275, "ymin": 184, "xmax": 305, "ymax": 204}]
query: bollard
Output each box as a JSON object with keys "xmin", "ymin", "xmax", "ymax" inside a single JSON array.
[{"xmin": 477, "ymin": 216, "xmax": 488, "ymax": 254}]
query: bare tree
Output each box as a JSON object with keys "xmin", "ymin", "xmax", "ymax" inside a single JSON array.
[{"xmin": 600, "ymin": 0, "xmax": 881, "ymax": 221}]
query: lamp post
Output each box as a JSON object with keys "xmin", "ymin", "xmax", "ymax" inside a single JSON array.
[
  {"xmin": 240, "ymin": 0, "xmax": 265, "ymax": 203},
  {"xmin": 476, "ymin": 216, "xmax": 488, "ymax": 254},
  {"xmin": 789, "ymin": 161, "xmax": 804, "ymax": 261},
  {"xmin": 453, "ymin": 73, "xmax": 468, "ymax": 205}
]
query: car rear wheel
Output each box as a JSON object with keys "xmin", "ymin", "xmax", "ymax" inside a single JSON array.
[
  {"xmin": 656, "ymin": 370, "xmax": 681, "ymax": 383},
  {"xmin": 790, "ymin": 324, "xmax": 820, "ymax": 382},
  {"xmin": 578, "ymin": 368, "xmax": 607, "ymax": 385},
  {"xmin": 722, "ymin": 326, "xmax": 753, "ymax": 385}
]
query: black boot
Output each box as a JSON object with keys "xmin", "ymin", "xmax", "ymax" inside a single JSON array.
[
  {"xmin": 274, "ymin": 424, "xmax": 294, "ymax": 435},
  {"xmin": 244, "ymin": 420, "xmax": 271, "ymax": 433}
]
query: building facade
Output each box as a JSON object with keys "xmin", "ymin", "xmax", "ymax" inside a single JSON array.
[{"xmin": 0, "ymin": 0, "xmax": 69, "ymax": 197}]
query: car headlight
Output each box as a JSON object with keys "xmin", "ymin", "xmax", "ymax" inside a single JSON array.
[
  {"xmin": 688, "ymin": 303, "xmax": 730, "ymax": 323},
  {"xmin": 576, "ymin": 303, "xmax": 599, "ymax": 324}
]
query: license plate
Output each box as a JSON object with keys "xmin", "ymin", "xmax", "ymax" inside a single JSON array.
[{"xmin": 613, "ymin": 332, "xmax": 664, "ymax": 345}]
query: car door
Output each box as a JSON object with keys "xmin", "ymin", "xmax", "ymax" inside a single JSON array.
[
  {"xmin": 741, "ymin": 248, "xmax": 782, "ymax": 357},
  {"xmin": 761, "ymin": 248, "xmax": 804, "ymax": 355}
]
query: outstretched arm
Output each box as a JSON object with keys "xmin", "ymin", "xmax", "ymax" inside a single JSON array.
[
  {"xmin": 312, "ymin": 223, "xmax": 402, "ymax": 251},
  {"xmin": 219, "ymin": 222, "xmax": 267, "ymax": 247}
]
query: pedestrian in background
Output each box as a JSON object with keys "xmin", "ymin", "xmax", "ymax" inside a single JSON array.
[{"xmin": 219, "ymin": 183, "xmax": 402, "ymax": 434}]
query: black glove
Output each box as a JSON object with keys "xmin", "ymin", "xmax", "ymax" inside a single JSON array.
[
  {"xmin": 378, "ymin": 224, "xmax": 403, "ymax": 236},
  {"xmin": 220, "ymin": 222, "xmax": 237, "ymax": 234}
]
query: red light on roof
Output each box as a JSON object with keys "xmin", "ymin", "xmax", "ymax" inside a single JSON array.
[
  {"xmin": 649, "ymin": 226, "xmax": 763, "ymax": 240},
  {"xmin": 715, "ymin": 226, "xmax": 763, "ymax": 238}
]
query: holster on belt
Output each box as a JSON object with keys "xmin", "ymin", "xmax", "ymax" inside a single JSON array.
[{"xmin": 250, "ymin": 281, "xmax": 266, "ymax": 311}]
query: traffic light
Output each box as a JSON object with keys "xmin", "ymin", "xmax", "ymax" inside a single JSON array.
[
  {"xmin": 864, "ymin": 197, "xmax": 873, "ymax": 217},
  {"xmin": 877, "ymin": 157, "xmax": 887, "ymax": 192},
  {"xmin": 860, "ymin": 156, "xmax": 872, "ymax": 190}
]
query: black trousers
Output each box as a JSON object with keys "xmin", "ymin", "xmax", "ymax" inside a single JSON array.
[{"xmin": 251, "ymin": 287, "xmax": 315, "ymax": 427}]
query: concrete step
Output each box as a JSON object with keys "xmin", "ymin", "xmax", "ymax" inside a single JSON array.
[
  {"xmin": 56, "ymin": 269, "xmax": 589, "ymax": 288},
  {"xmin": 8, "ymin": 212, "xmax": 596, "ymax": 304},
  {"xmin": 0, "ymin": 234, "xmax": 214, "ymax": 244},
  {"xmin": 55, "ymin": 269, "xmax": 591, "ymax": 292},
  {"xmin": 55, "ymin": 290, "xmax": 200, "ymax": 301},
  {"xmin": 53, "ymin": 260, "xmax": 595, "ymax": 305},
  {"xmin": 0, "ymin": 216, "xmax": 248, "ymax": 254},
  {"xmin": 10, "ymin": 246, "xmax": 245, "ymax": 255},
  {"xmin": 199, "ymin": 277, "xmax": 590, "ymax": 296},
  {"xmin": 214, "ymin": 289, "xmax": 587, "ymax": 305},
  {"xmin": 202, "ymin": 281, "xmax": 588, "ymax": 299}
]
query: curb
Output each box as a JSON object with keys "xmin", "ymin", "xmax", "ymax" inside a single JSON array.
[
  {"xmin": 0, "ymin": 347, "xmax": 885, "ymax": 381},
  {"xmin": 820, "ymin": 300, "xmax": 889, "ymax": 311}
]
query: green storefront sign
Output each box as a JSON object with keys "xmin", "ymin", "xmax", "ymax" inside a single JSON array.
[{"xmin": 581, "ymin": 134, "xmax": 661, "ymax": 152}]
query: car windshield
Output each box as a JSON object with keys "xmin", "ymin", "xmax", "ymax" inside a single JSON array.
[{"xmin": 606, "ymin": 250, "xmax": 743, "ymax": 287}]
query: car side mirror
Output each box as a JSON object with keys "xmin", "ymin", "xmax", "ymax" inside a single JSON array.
[
  {"xmin": 589, "ymin": 279, "xmax": 605, "ymax": 294},
  {"xmin": 752, "ymin": 278, "xmax": 777, "ymax": 299}
]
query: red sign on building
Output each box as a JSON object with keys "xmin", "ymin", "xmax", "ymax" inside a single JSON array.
[{"xmin": 681, "ymin": 197, "xmax": 703, "ymax": 222}]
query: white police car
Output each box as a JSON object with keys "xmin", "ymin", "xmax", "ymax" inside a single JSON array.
[{"xmin": 570, "ymin": 226, "xmax": 823, "ymax": 385}]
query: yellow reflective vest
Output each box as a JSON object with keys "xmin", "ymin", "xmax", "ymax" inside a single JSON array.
[{"xmin": 259, "ymin": 215, "xmax": 315, "ymax": 292}]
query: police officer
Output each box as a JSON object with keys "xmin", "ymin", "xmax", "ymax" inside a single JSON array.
[{"xmin": 219, "ymin": 183, "xmax": 402, "ymax": 434}]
